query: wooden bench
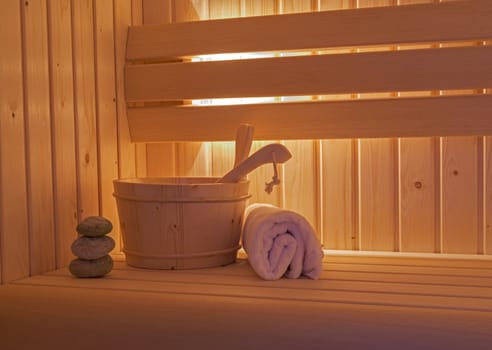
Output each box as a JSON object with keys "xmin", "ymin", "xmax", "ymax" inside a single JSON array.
[{"xmin": 124, "ymin": 0, "xmax": 492, "ymax": 143}]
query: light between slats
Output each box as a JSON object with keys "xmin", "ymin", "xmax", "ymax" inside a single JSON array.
[
  {"xmin": 125, "ymin": 46, "xmax": 492, "ymax": 102},
  {"xmin": 127, "ymin": 95, "xmax": 492, "ymax": 142},
  {"xmin": 126, "ymin": 0, "xmax": 492, "ymax": 61}
]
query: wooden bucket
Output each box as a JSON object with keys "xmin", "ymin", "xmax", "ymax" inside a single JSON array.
[{"xmin": 113, "ymin": 177, "xmax": 250, "ymax": 269}]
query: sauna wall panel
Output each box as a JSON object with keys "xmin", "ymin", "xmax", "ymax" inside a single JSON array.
[
  {"xmin": 48, "ymin": 0, "xmax": 79, "ymax": 269},
  {"xmin": 0, "ymin": 0, "xmax": 137, "ymax": 283},
  {"xmin": 0, "ymin": 0, "xmax": 30, "ymax": 283},
  {"xmin": 1, "ymin": 0, "xmax": 491, "ymax": 284}
]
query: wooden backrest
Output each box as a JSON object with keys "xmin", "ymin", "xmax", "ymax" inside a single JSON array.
[{"xmin": 125, "ymin": 0, "xmax": 492, "ymax": 142}]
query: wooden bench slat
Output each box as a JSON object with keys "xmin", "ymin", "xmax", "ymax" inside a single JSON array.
[
  {"xmin": 126, "ymin": 95, "xmax": 492, "ymax": 142},
  {"xmin": 126, "ymin": 0, "xmax": 492, "ymax": 61},
  {"xmin": 125, "ymin": 46, "xmax": 492, "ymax": 102}
]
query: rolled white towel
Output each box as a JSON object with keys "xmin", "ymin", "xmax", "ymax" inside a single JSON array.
[{"xmin": 242, "ymin": 203, "xmax": 323, "ymax": 280}]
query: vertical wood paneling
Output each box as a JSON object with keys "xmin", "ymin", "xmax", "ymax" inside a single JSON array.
[
  {"xmin": 209, "ymin": 0, "xmax": 241, "ymax": 18},
  {"xmin": 115, "ymin": 0, "xmax": 137, "ymax": 181},
  {"xmin": 94, "ymin": 0, "xmax": 120, "ymax": 248},
  {"xmin": 72, "ymin": 0, "xmax": 100, "ymax": 219},
  {"xmin": 359, "ymin": 139, "xmax": 398, "ymax": 251},
  {"xmin": 142, "ymin": 0, "xmax": 175, "ymax": 177},
  {"xmin": 208, "ymin": 1, "xmax": 241, "ymax": 190},
  {"xmin": 442, "ymin": 137, "xmax": 481, "ymax": 254},
  {"xmin": 131, "ymin": 0, "xmax": 147, "ymax": 177},
  {"xmin": 48, "ymin": 0, "xmax": 78, "ymax": 267},
  {"xmin": 320, "ymin": 0, "xmax": 355, "ymax": 249},
  {"xmin": 358, "ymin": 0, "xmax": 398, "ymax": 252},
  {"xmin": 241, "ymin": 0, "xmax": 276, "ymax": 15},
  {"xmin": 399, "ymin": 138, "xmax": 438, "ymax": 252},
  {"xmin": 487, "ymin": 135, "xmax": 492, "ymax": 255},
  {"xmin": 279, "ymin": 0, "xmax": 319, "ymax": 236},
  {"xmin": 397, "ymin": 0, "xmax": 438, "ymax": 253},
  {"xmin": 22, "ymin": 0, "xmax": 56, "ymax": 275},
  {"xmin": 322, "ymin": 139, "xmax": 357, "ymax": 249},
  {"xmin": 0, "ymin": 0, "xmax": 30, "ymax": 283},
  {"xmin": 175, "ymin": 0, "xmax": 212, "ymax": 177},
  {"xmin": 237, "ymin": 1, "xmax": 282, "ymax": 207}
]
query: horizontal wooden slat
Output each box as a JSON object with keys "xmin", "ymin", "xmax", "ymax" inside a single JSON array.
[
  {"xmin": 13, "ymin": 262, "xmax": 492, "ymax": 312},
  {"xmin": 127, "ymin": 95, "xmax": 492, "ymax": 141},
  {"xmin": 126, "ymin": 0, "xmax": 492, "ymax": 61},
  {"xmin": 125, "ymin": 46, "xmax": 492, "ymax": 101}
]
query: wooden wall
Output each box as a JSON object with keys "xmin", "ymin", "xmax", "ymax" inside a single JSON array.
[
  {"xmin": 0, "ymin": 0, "xmax": 142, "ymax": 284},
  {"xmin": 0, "ymin": 0, "xmax": 490, "ymax": 284}
]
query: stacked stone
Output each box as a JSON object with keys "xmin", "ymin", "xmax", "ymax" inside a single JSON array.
[{"xmin": 69, "ymin": 216, "xmax": 115, "ymax": 278}]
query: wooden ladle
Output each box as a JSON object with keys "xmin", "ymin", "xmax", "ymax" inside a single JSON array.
[{"xmin": 217, "ymin": 143, "xmax": 292, "ymax": 185}]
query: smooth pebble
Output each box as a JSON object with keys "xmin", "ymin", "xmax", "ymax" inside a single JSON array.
[
  {"xmin": 71, "ymin": 236, "xmax": 115, "ymax": 260},
  {"xmin": 69, "ymin": 255, "xmax": 113, "ymax": 278},
  {"xmin": 76, "ymin": 216, "xmax": 113, "ymax": 237}
]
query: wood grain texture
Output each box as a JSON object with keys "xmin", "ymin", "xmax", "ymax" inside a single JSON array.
[
  {"xmin": 487, "ymin": 135, "xmax": 492, "ymax": 255},
  {"xmin": 359, "ymin": 138, "xmax": 398, "ymax": 251},
  {"xmin": 442, "ymin": 137, "xmax": 481, "ymax": 254},
  {"xmin": 126, "ymin": 0, "xmax": 492, "ymax": 61},
  {"xmin": 115, "ymin": 0, "xmax": 137, "ymax": 181},
  {"xmin": 125, "ymin": 46, "xmax": 492, "ymax": 101},
  {"xmin": 322, "ymin": 139, "xmax": 358, "ymax": 249},
  {"xmin": 72, "ymin": 0, "xmax": 100, "ymax": 219},
  {"xmin": 319, "ymin": 0, "xmax": 355, "ymax": 250},
  {"xmin": 47, "ymin": 0, "xmax": 79, "ymax": 267},
  {"xmin": 126, "ymin": 95, "xmax": 492, "ymax": 141},
  {"xmin": 174, "ymin": 0, "xmax": 212, "ymax": 177},
  {"xmin": 0, "ymin": 0, "xmax": 30, "ymax": 283},
  {"xmin": 399, "ymin": 137, "xmax": 439, "ymax": 252},
  {"xmin": 94, "ymin": 0, "xmax": 121, "ymax": 249},
  {"xmin": 140, "ymin": 0, "xmax": 176, "ymax": 178},
  {"xmin": 22, "ymin": 0, "xmax": 56, "ymax": 275},
  {"xmin": 280, "ymin": 2, "xmax": 320, "ymax": 237},
  {"xmin": 131, "ymin": 0, "xmax": 148, "ymax": 177}
]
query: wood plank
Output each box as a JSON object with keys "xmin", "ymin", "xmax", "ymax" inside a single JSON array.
[
  {"xmin": 22, "ymin": 0, "xmax": 56, "ymax": 275},
  {"xmin": 323, "ymin": 250, "xmax": 492, "ymax": 269},
  {"xmin": 130, "ymin": 0, "xmax": 147, "ymax": 177},
  {"xmin": 279, "ymin": 2, "xmax": 319, "ymax": 237},
  {"xmin": 140, "ymin": 0, "xmax": 176, "ymax": 177},
  {"xmin": 15, "ymin": 268, "xmax": 492, "ymax": 312},
  {"xmin": 127, "ymin": 94, "xmax": 492, "ymax": 141},
  {"xmin": 47, "ymin": 0, "xmax": 79, "ymax": 267},
  {"xmin": 45, "ymin": 264, "xmax": 492, "ymax": 298},
  {"xmin": 72, "ymin": 0, "xmax": 100, "ymax": 219},
  {"xmin": 126, "ymin": 0, "xmax": 492, "ymax": 61},
  {"xmin": 2, "ymin": 283, "xmax": 491, "ymax": 350},
  {"xmin": 487, "ymin": 135, "xmax": 492, "ymax": 255},
  {"xmin": 125, "ymin": 46, "xmax": 492, "ymax": 101},
  {"xmin": 398, "ymin": 0, "xmax": 438, "ymax": 254},
  {"xmin": 283, "ymin": 140, "xmax": 319, "ymax": 237},
  {"xmin": 94, "ymin": 0, "xmax": 121, "ymax": 250},
  {"xmin": 322, "ymin": 139, "xmax": 358, "ymax": 249},
  {"xmin": 115, "ymin": 0, "xmax": 137, "ymax": 182},
  {"xmin": 175, "ymin": 0, "xmax": 212, "ymax": 177},
  {"xmin": 400, "ymin": 137, "xmax": 439, "ymax": 252},
  {"xmin": 320, "ymin": 0, "xmax": 355, "ymax": 250},
  {"xmin": 208, "ymin": 0, "xmax": 241, "ymax": 19},
  {"xmin": 442, "ymin": 137, "xmax": 481, "ymax": 254},
  {"xmin": 241, "ymin": 0, "xmax": 275, "ymax": 16},
  {"xmin": 0, "ymin": 0, "xmax": 30, "ymax": 283},
  {"xmin": 359, "ymin": 138, "xmax": 398, "ymax": 251}
]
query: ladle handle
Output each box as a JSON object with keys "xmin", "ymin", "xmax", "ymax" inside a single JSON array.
[{"xmin": 218, "ymin": 143, "xmax": 292, "ymax": 183}]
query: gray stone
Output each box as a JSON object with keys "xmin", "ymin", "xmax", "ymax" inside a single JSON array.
[
  {"xmin": 76, "ymin": 216, "xmax": 113, "ymax": 237},
  {"xmin": 71, "ymin": 236, "xmax": 115, "ymax": 260},
  {"xmin": 69, "ymin": 255, "xmax": 113, "ymax": 278}
]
